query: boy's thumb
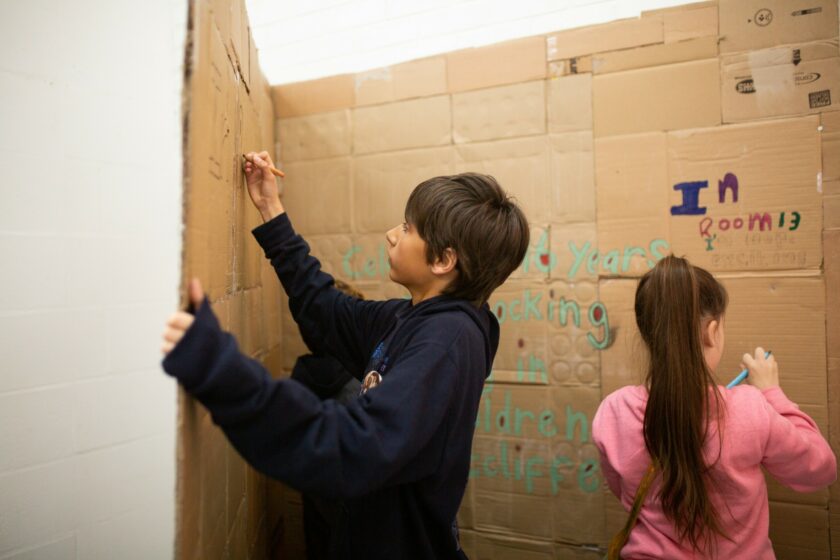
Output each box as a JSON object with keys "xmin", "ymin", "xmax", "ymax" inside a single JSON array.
[{"xmin": 188, "ymin": 278, "xmax": 204, "ymax": 307}]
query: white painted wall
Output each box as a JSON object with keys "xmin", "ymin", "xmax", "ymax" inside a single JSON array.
[
  {"xmin": 0, "ymin": 0, "xmax": 187, "ymax": 558},
  {"xmin": 248, "ymin": 0, "xmax": 693, "ymax": 85}
]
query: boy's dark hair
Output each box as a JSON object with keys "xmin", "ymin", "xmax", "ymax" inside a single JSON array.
[{"xmin": 404, "ymin": 172, "xmax": 529, "ymax": 306}]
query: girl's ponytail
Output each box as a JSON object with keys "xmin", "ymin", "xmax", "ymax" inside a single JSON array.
[{"xmin": 635, "ymin": 255, "xmax": 728, "ymax": 551}]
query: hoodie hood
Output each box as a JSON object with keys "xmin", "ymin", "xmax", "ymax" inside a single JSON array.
[{"xmin": 392, "ymin": 294, "xmax": 500, "ymax": 380}]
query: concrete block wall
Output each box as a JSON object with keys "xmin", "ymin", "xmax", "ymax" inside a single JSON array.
[{"xmin": 0, "ymin": 0, "xmax": 187, "ymax": 558}]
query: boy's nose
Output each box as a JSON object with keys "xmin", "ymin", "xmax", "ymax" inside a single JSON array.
[{"xmin": 385, "ymin": 226, "xmax": 399, "ymax": 246}]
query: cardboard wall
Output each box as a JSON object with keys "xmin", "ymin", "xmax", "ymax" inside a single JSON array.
[
  {"xmin": 270, "ymin": 1, "xmax": 839, "ymax": 558},
  {"xmin": 180, "ymin": 0, "xmax": 279, "ymax": 557}
]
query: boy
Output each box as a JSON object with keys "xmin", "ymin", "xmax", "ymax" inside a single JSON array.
[
  {"xmin": 290, "ymin": 278, "xmax": 362, "ymax": 559},
  {"xmin": 161, "ymin": 150, "xmax": 529, "ymax": 559}
]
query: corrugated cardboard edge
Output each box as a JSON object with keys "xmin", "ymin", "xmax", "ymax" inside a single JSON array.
[
  {"xmin": 546, "ymin": 16, "xmax": 664, "ymax": 61},
  {"xmin": 179, "ymin": 0, "xmax": 278, "ymax": 556},
  {"xmin": 591, "ymin": 36, "xmax": 719, "ymax": 74},
  {"xmin": 176, "ymin": 1, "xmax": 197, "ymax": 557},
  {"xmin": 447, "ymin": 35, "xmax": 547, "ymax": 93}
]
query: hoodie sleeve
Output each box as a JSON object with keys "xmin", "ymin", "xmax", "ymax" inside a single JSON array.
[
  {"xmin": 162, "ymin": 299, "xmax": 466, "ymax": 500},
  {"xmin": 252, "ymin": 213, "xmax": 402, "ymax": 377},
  {"xmin": 759, "ymin": 386, "xmax": 837, "ymax": 492}
]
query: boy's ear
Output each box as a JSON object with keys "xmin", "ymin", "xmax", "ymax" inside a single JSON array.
[{"xmin": 431, "ymin": 248, "xmax": 458, "ymax": 276}]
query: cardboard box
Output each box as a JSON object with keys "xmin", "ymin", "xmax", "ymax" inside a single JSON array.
[
  {"xmin": 447, "ymin": 36, "xmax": 546, "ymax": 93},
  {"xmin": 455, "ymin": 136, "xmax": 550, "ymax": 225},
  {"xmin": 488, "ymin": 280, "xmax": 602, "ymax": 386},
  {"xmin": 547, "ymin": 56, "xmax": 593, "ymax": 78},
  {"xmin": 719, "ymin": 0, "xmax": 839, "ymax": 54},
  {"xmin": 718, "ymin": 276, "xmax": 828, "ymax": 432},
  {"xmin": 453, "ymin": 81, "xmax": 546, "ymax": 144},
  {"xmin": 591, "ymin": 36, "xmax": 718, "ymax": 75},
  {"xmin": 353, "ymin": 146, "xmax": 455, "ymax": 233},
  {"xmin": 597, "ymin": 279, "xmax": 646, "ymax": 398},
  {"xmin": 459, "ymin": 529, "xmax": 554, "ymax": 559},
  {"xmin": 470, "ymin": 384, "xmax": 605, "ymax": 543},
  {"xmin": 547, "ymin": 74, "xmax": 592, "ymax": 133},
  {"xmin": 280, "ymin": 157, "xmax": 352, "ymax": 235},
  {"xmin": 353, "ymin": 95, "xmax": 451, "ymax": 154},
  {"xmin": 548, "ymin": 223, "xmax": 599, "ymax": 283},
  {"xmin": 339, "ymin": 234, "xmax": 392, "ymax": 286},
  {"xmin": 667, "ymin": 116, "xmax": 823, "ymax": 272},
  {"xmin": 820, "ymin": 110, "xmax": 840, "ymax": 181},
  {"xmin": 662, "ymin": 3, "xmax": 718, "ymax": 43},
  {"xmin": 722, "ymin": 41, "xmax": 840, "ymax": 123},
  {"xmin": 276, "ymin": 109, "xmax": 352, "ymax": 162},
  {"xmin": 354, "ymin": 56, "xmax": 447, "ymax": 106},
  {"xmin": 594, "ymin": 132, "xmax": 671, "ymax": 277},
  {"xmin": 355, "ymin": 67, "xmax": 397, "ymax": 107},
  {"xmin": 593, "ymin": 59, "xmax": 721, "ymax": 137},
  {"xmin": 307, "ymin": 234, "xmax": 358, "ymax": 281},
  {"xmin": 546, "ymin": 17, "xmax": 663, "ymax": 61},
  {"xmin": 549, "ymin": 132, "xmax": 596, "ymax": 224},
  {"xmin": 823, "ymin": 180, "xmax": 840, "ymax": 229},
  {"xmin": 271, "ymin": 74, "xmax": 356, "ymax": 118},
  {"xmin": 769, "ymin": 501, "xmax": 830, "ymax": 559},
  {"xmin": 393, "ymin": 57, "xmax": 448, "ymax": 100}
]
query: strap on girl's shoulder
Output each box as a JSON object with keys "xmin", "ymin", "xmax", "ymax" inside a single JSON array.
[{"xmin": 606, "ymin": 463, "xmax": 656, "ymax": 560}]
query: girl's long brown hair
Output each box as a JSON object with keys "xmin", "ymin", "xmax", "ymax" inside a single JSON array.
[{"xmin": 634, "ymin": 255, "xmax": 728, "ymax": 552}]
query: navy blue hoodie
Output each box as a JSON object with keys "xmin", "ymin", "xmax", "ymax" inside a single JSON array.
[{"xmin": 162, "ymin": 213, "xmax": 499, "ymax": 559}]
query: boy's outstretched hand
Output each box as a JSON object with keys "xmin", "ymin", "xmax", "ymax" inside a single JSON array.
[
  {"xmin": 161, "ymin": 278, "xmax": 204, "ymax": 355},
  {"xmin": 244, "ymin": 151, "xmax": 285, "ymax": 223}
]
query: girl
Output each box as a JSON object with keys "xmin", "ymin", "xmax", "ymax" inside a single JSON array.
[{"xmin": 593, "ymin": 256, "xmax": 836, "ymax": 559}]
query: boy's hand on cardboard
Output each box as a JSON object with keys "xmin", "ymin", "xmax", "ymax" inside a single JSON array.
[
  {"xmin": 161, "ymin": 278, "xmax": 204, "ymax": 355},
  {"xmin": 243, "ymin": 151, "xmax": 284, "ymax": 223},
  {"xmin": 742, "ymin": 346, "xmax": 779, "ymax": 391}
]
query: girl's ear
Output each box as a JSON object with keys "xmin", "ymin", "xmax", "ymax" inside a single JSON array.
[
  {"xmin": 431, "ymin": 248, "xmax": 458, "ymax": 275},
  {"xmin": 702, "ymin": 319, "xmax": 719, "ymax": 348}
]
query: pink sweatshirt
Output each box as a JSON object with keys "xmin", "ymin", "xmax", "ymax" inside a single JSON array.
[{"xmin": 593, "ymin": 385, "xmax": 836, "ymax": 559}]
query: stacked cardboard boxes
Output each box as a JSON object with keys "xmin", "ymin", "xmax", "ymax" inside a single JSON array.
[
  {"xmin": 180, "ymin": 0, "xmax": 279, "ymax": 557},
  {"xmin": 247, "ymin": 0, "xmax": 838, "ymax": 558}
]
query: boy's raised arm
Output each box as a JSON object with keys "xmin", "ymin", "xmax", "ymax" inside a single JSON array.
[{"xmin": 243, "ymin": 151, "xmax": 399, "ymax": 376}]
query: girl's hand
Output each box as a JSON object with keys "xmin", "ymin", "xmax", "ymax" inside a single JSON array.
[
  {"xmin": 161, "ymin": 278, "xmax": 204, "ymax": 355},
  {"xmin": 243, "ymin": 151, "xmax": 285, "ymax": 222},
  {"xmin": 742, "ymin": 347, "xmax": 779, "ymax": 391}
]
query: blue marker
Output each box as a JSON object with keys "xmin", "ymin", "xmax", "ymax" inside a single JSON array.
[{"xmin": 726, "ymin": 350, "xmax": 772, "ymax": 389}]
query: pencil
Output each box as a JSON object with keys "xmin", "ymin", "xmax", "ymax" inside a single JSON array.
[
  {"xmin": 726, "ymin": 350, "xmax": 772, "ymax": 389},
  {"xmin": 242, "ymin": 154, "xmax": 285, "ymax": 178}
]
